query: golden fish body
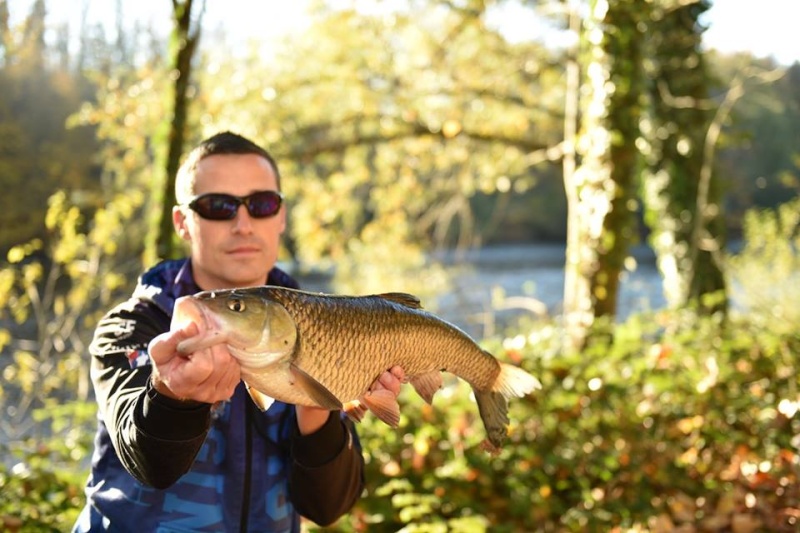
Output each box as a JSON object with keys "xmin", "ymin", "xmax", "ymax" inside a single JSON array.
[{"xmin": 173, "ymin": 286, "xmax": 540, "ymax": 449}]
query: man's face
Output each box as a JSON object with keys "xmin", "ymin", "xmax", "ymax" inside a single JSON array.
[{"xmin": 173, "ymin": 153, "xmax": 286, "ymax": 290}]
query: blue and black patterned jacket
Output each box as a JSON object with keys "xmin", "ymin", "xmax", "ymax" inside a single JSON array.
[{"xmin": 73, "ymin": 259, "xmax": 364, "ymax": 532}]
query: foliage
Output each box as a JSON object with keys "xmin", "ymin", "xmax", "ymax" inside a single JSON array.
[
  {"xmin": 0, "ymin": 0, "xmax": 101, "ymax": 254},
  {"xmin": 728, "ymin": 194, "xmax": 800, "ymax": 329},
  {"xmin": 191, "ymin": 2, "xmax": 563, "ymax": 290},
  {"xmin": 0, "ymin": 401, "xmax": 95, "ymax": 533},
  {"xmin": 0, "ymin": 190, "xmax": 142, "ymax": 443},
  {"xmin": 712, "ymin": 57, "xmax": 800, "ymax": 219}
]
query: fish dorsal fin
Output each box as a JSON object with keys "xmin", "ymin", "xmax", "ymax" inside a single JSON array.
[
  {"xmin": 290, "ymin": 363, "xmax": 343, "ymax": 411},
  {"xmin": 245, "ymin": 381, "xmax": 276, "ymax": 412},
  {"xmin": 408, "ymin": 371, "xmax": 443, "ymax": 405},
  {"xmin": 377, "ymin": 292, "xmax": 423, "ymax": 309}
]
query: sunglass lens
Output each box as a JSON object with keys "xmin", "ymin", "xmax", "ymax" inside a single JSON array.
[
  {"xmin": 193, "ymin": 195, "xmax": 238, "ymax": 220},
  {"xmin": 246, "ymin": 192, "xmax": 282, "ymax": 218}
]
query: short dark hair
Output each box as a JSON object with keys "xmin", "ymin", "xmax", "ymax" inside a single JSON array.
[{"xmin": 175, "ymin": 131, "xmax": 281, "ymax": 203}]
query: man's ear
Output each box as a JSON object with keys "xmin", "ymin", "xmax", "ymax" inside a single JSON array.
[{"xmin": 173, "ymin": 206, "xmax": 190, "ymax": 241}]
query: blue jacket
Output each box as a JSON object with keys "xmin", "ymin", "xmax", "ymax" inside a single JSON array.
[{"xmin": 74, "ymin": 259, "xmax": 364, "ymax": 532}]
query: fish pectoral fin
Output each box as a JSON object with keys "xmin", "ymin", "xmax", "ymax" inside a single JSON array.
[
  {"xmin": 408, "ymin": 371, "xmax": 443, "ymax": 405},
  {"xmin": 376, "ymin": 292, "xmax": 423, "ymax": 309},
  {"xmin": 245, "ymin": 382, "xmax": 276, "ymax": 412},
  {"xmin": 360, "ymin": 389, "xmax": 401, "ymax": 428},
  {"xmin": 289, "ymin": 363, "xmax": 343, "ymax": 411},
  {"xmin": 343, "ymin": 400, "xmax": 368, "ymax": 423}
]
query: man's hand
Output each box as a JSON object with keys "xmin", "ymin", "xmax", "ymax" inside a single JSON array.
[
  {"xmin": 296, "ymin": 366, "xmax": 406, "ymax": 435},
  {"xmin": 148, "ymin": 323, "xmax": 241, "ymax": 404}
]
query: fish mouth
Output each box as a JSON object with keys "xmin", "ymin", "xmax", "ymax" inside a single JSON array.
[{"xmin": 173, "ymin": 296, "xmax": 227, "ymax": 354}]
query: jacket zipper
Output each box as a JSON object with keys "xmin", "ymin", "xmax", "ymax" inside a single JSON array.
[{"xmin": 240, "ymin": 401, "xmax": 253, "ymax": 533}]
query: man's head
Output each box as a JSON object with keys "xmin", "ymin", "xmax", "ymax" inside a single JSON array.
[
  {"xmin": 175, "ymin": 131, "xmax": 282, "ymax": 204},
  {"xmin": 173, "ymin": 132, "xmax": 286, "ymax": 290}
]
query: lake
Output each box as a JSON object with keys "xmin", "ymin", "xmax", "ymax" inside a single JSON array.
[{"xmin": 297, "ymin": 243, "xmax": 669, "ymax": 338}]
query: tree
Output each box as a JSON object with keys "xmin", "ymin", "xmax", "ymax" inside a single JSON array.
[
  {"xmin": 642, "ymin": 0, "xmax": 727, "ymax": 314},
  {"xmin": 562, "ymin": 0, "xmax": 647, "ymax": 348},
  {"xmin": 0, "ymin": 0, "xmax": 99, "ymax": 253},
  {"xmin": 189, "ymin": 1, "xmax": 565, "ymax": 296},
  {"xmin": 152, "ymin": 0, "xmax": 205, "ymax": 262}
]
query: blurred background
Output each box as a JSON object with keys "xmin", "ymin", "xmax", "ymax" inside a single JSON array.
[{"xmin": 0, "ymin": 0, "xmax": 798, "ymax": 531}]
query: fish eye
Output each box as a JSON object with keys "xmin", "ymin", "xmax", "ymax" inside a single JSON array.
[{"xmin": 228, "ymin": 298, "xmax": 246, "ymax": 313}]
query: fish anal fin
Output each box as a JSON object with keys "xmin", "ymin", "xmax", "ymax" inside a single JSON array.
[
  {"xmin": 408, "ymin": 371, "xmax": 443, "ymax": 405},
  {"xmin": 290, "ymin": 363, "xmax": 343, "ymax": 411},
  {"xmin": 245, "ymin": 382, "xmax": 276, "ymax": 412},
  {"xmin": 377, "ymin": 292, "xmax": 423, "ymax": 309},
  {"xmin": 343, "ymin": 399, "xmax": 368, "ymax": 423},
  {"xmin": 360, "ymin": 389, "xmax": 401, "ymax": 427}
]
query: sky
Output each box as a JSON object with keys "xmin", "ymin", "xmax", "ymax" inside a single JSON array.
[{"xmin": 8, "ymin": 0, "xmax": 800, "ymax": 66}]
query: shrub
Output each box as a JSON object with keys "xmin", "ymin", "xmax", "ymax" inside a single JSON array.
[{"xmin": 315, "ymin": 309, "xmax": 799, "ymax": 532}]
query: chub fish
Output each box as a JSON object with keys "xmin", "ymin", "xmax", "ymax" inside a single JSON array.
[{"xmin": 172, "ymin": 286, "xmax": 540, "ymax": 451}]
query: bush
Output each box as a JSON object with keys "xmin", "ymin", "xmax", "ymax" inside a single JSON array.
[
  {"xmin": 314, "ymin": 309, "xmax": 799, "ymax": 532},
  {"xmin": 0, "ymin": 401, "xmax": 95, "ymax": 532}
]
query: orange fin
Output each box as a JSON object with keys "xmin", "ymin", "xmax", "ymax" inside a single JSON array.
[
  {"xmin": 290, "ymin": 363, "xmax": 343, "ymax": 411},
  {"xmin": 492, "ymin": 361, "xmax": 542, "ymax": 398},
  {"xmin": 408, "ymin": 371, "xmax": 442, "ymax": 405},
  {"xmin": 360, "ymin": 389, "xmax": 401, "ymax": 427},
  {"xmin": 376, "ymin": 292, "xmax": 423, "ymax": 309},
  {"xmin": 343, "ymin": 399, "xmax": 368, "ymax": 422},
  {"xmin": 245, "ymin": 382, "xmax": 276, "ymax": 412}
]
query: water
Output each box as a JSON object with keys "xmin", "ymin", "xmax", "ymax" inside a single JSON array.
[
  {"xmin": 429, "ymin": 243, "xmax": 666, "ymax": 337},
  {"xmin": 296, "ymin": 243, "xmax": 669, "ymax": 338}
]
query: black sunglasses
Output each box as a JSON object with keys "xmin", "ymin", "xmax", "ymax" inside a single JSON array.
[{"xmin": 185, "ymin": 191, "xmax": 284, "ymax": 220}]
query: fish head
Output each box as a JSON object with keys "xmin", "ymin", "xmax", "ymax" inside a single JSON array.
[{"xmin": 172, "ymin": 289, "xmax": 297, "ymax": 369}]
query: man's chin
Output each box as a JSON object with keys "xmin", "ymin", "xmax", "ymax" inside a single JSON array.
[{"xmin": 217, "ymin": 264, "xmax": 269, "ymax": 288}]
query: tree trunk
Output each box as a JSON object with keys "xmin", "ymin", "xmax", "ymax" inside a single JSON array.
[
  {"xmin": 563, "ymin": 0, "xmax": 646, "ymax": 349},
  {"xmin": 642, "ymin": 0, "xmax": 727, "ymax": 314},
  {"xmin": 154, "ymin": 0, "xmax": 204, "ymax": 260}
]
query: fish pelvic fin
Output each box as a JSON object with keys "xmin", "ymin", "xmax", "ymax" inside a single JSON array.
[
  {"xmin": 360, "ymin": 389, "xmax": 401, "ymax": 427},
  {"xmin": 377, "ymin": 292, "xmax": 423, "ymax": 309},
  {"xmin": 245, "ymin": 382, "xmax": 276, "ymax": 412},
  {"xmin": 290, "ymin": 363, "xmax": 344, "ymax": 411},
  {"xmin": 408, "ymin": 371, "xmax": 443, "ymax": 405},
  {"xmin": 492, "ymin": 360, "xmax": 542, "ymax": 398}
]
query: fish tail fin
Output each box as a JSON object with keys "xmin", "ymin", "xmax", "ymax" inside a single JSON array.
[
  {"xmin": 474, "ymin": 362, "xmax": 541, "ymax": 450},
  {"xmin": 473, "ymin": 389, "xmax": 510, "ymax": 450}
]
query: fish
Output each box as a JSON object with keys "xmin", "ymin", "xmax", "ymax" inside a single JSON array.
[{"xmin": 172, "ymin": 286, "xmax": 540, "ymax": 451}]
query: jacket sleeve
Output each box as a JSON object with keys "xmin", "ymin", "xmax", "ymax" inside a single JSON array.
[
  {"xmin": 89, "ymin": 298, "xmax": 212, "ymax": 488},
  {"xmin": 287, "ymin": 413, "xmax": 365, "ymax": 526}
]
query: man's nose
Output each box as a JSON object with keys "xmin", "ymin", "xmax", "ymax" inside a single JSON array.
[{"xmin": 231, "ymin": 205, "xmax": 254, "ymax": 233}]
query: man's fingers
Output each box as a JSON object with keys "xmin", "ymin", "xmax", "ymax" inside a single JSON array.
[
  {"xmin": 372, "ymin": 366, "xmax": 404, "ymax": 395},
  {"xmin": 389, "ymin": 365, "xmax": 405, "ymax": 382},
  {"xmin": 147, "ymin": 322, "xmax": 199, "ymax": 364}
]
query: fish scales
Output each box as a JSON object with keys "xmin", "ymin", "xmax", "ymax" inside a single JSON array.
[{"xmin": 262, "ymin": 287, "xmax": 502, "ymax": 400}]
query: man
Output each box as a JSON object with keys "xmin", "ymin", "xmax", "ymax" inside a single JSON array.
[{"xmin": 74, "ymin": 131, "xmax": 403, "ymax": 532}]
